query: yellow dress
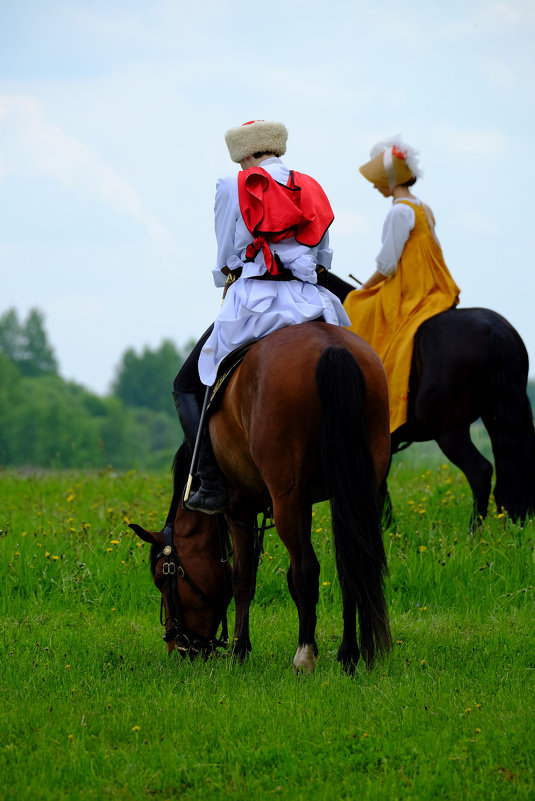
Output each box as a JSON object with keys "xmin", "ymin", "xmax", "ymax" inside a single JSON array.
[{"xmin": 343, "ymin": 200, "xmax": 460, "ymax": 433}]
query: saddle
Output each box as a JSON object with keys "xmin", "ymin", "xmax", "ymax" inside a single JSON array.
[
  {"xmin": 207, "ymin": 339, "xmax": 260, "ymax": 414},
  {"xmin": 207, "ymin": 310, "xmax": 327, "ymax": 416}
]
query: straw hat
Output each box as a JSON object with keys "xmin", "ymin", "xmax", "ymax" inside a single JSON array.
[
  {"xmin": 359, "ymin": 136, "xmax": 422, "ymax": 188},
  {"xmin": 224, "ymin": 120, "xmax": 288, "ymax": 163}
]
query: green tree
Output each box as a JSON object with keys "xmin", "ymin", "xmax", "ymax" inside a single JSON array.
[
  {"xmin": 21, "ymin": 309, "xmax": 58, "ymax": 376},
  {"xmin": 0, "ymin": 354, "xmax": 24, "ymax": 463},
  {"xmin": 0, "ymin": 310, "xmax": 23, "ymax": 362},
  {"xmin": 0, "ymin": 312, "xmax": 186, "ymax": 470},
  {"xmin": 0, "ymin": 371, "xmax": 176, "ymax": 470},
  {"xmin": 112, "ymin": 339, "xmax": 189, "ymax": 415},
  {"xmin": 0, "ymin": 308, "xmax": 58, "ymax": 377}
]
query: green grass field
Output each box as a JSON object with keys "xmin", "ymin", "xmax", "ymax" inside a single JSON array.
[{"xmin": 1, "ymin": 442, "xmax": 534, "ymax": 800}]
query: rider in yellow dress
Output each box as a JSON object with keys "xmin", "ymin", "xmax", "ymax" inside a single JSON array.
[{"xmin": 343, "ymin": 137, "xmax": 460, "ymax": 432}]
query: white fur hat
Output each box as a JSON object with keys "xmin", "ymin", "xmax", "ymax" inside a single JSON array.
[{"xmin": 224, "ymin": 120, "xmax": 288, "ymax": 163}]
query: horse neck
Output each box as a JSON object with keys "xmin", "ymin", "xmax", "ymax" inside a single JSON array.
[{"xmin": 174, "ymin": 508, "xmax": 219, "ymax": 555}]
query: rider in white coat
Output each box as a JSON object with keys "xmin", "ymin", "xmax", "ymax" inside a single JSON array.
[{"xmin": 174, "ymin": 120, "xmax": 349, "ymax": 514}]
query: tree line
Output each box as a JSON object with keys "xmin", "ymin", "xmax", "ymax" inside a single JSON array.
[
  {"xmin": 2, "ymin": 307, "xmax": 535, "ymax": 471},
  {"xmin": 0, "ymin": 308, "xmax": 192, "ymax": 470}
]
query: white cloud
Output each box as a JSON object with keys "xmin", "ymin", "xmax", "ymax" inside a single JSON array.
[{"xmin": 0, "ymin": 93, "xmax": 175, "ymax": 246}]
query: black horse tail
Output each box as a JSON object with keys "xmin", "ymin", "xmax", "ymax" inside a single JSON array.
[
  {"xmin": 483, "ymin": 319, "xmax": 535, "ymax": 521},
  {"xmin": 316, "ymin": 346, "xmax": 391, "ymax": 666}
]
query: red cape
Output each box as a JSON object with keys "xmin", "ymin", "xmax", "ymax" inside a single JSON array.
[{"xmin": 237, "ymin": 167, "xmax": 334, "ymax": 274}]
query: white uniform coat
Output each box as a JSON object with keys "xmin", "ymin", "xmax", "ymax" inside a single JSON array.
[{"xmin": 198, "ymin": 158, "xmax": 350, "ymax": 386}]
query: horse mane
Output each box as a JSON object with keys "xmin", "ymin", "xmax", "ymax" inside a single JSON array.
[
  {"xmin": 171, "ymin": 442, "xmax": 192, "ymax": 496},
  {"xmin": 148, "ymin": 441, "xmax": 231, "ymax": 575},
  {"xmin": 148, "ymin": 444, "xmax": 191, "ymax": 577}
]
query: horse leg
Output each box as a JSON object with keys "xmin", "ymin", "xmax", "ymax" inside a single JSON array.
[
  {"xmin": 435, "ymin": 428, "xmax": 493, "ymax": 530},
  {"xmin": 229, "ymin": 517, "xmax": 261, "ymax": 660},
  {"xmin": 275, "ymin": 500, "xmax": 320, "ymax": 674},
  {"xmin": 286, "ymin": 564, "xmax": 319, "ymax": 656}
]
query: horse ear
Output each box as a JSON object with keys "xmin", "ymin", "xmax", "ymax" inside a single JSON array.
[{"xmin": 128, "ymin": 523, "xmax": 159, "ymax": 545}]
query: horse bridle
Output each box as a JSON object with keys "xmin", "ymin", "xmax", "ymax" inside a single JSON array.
[{"xmin": 156, "ymin": 524, "xmax": 229, "ymax": 657}]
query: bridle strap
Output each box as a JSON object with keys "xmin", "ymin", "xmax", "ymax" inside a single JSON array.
[
  {"xmin": 157, "ymin": 524, "xmax": 229, "ymax": 652},
  {"xmin": 158, "ymin": 525, "xmax": 186, "ymax": 642}
]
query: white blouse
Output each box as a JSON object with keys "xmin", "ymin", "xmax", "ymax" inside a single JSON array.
[{"xmin": 375, "ymin": 198, "xmax": 420, "ymax": 276}]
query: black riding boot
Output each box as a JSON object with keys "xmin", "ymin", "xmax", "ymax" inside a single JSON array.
[
  {"xmin": 172, "ymin": 390, "xmax": 227, "ymax": 515},
  {"xmin": 172, "ymin": 390, "xmax": 200, "ymax": 456}
]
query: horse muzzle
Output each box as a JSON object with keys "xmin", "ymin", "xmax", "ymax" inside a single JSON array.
[{"xmin": 164, "ymin": 626, "xmax": 226, "ymax": 660}]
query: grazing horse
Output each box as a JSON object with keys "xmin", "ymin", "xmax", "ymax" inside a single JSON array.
[
  {"xmin": 131, "ymin": 321, "xmax": 392, "ymax": 673},
  {"xmin": 325, "ymin": 272, "xmax": 535, "ymax": 529},
  {"xmin": 131, "ymin": 447, "xmax": 233, "ymax": 658}
]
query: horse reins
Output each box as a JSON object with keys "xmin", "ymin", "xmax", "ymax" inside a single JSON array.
[
  {"xmin": 156, "ymin": 510, "xmax": 272, "ymax": 657},
  {"xmin": 156, "ymin": 524, "xmax": 229, "ymax": 656}
]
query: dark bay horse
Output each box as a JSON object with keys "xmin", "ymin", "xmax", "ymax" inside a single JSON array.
[
  {"xmin": 326, "ymin": 272, "xmax": 535, "ymax": 529},
  {"xmin": 131, "ymin": 321, "xmax": 392, "ymax": 673},
  {"xmin": 131, "ymin": 447, "xmax": 233, "ymax": 658}
]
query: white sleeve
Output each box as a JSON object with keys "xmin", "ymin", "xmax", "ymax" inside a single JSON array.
[
  {"xmin": 317, "ymin": 229, "xmax": 333, "ymax": 270},
  {"xmin": 375, "ymin": 203, "xmax": 415, "ymax": 276},
  {"xmin": 213, "ymin": 176, "xmax": 240, "ymax": 287}
]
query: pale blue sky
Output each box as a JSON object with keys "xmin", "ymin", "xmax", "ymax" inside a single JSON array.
[{"xmin": 1, "ymin": 0, "xmax": 534, "ymax": 393}]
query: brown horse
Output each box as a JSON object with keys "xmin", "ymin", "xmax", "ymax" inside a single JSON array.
[{"xmin": 131, "ymin": 321, "xmax": 392, "ymax": 673}]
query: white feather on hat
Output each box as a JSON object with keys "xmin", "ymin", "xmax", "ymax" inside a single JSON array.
[
  {"xmin": 224, "ymin": 120, "xmax": 288, "ymax": 163},
  {"xmin": 369, "ymin": 135, "xmax": 422, "ymax": 180}
]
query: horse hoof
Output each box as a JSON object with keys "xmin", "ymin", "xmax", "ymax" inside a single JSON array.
[
  {"xmin": 339, "ymin": 658, "xmax": 358, "ymax": 676},
  {"xmin": 230, "ymin": 639, "xmax": 251, "ymax": 663},
  {"xmin": 293, "ymin": 644, "xmax": 316, "ymax": 674},
  {"xmin": 337, "ymin": 645, "xmax": 360, "ymax": 675}
]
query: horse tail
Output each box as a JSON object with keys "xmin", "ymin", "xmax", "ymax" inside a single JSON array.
[
  {"xmin": 316, "ymin": 346, "xmax": 391, "ymax": 666},
  {"xmin": 483, "ymin": 319, "xmax": 535, "ymax": 521}
]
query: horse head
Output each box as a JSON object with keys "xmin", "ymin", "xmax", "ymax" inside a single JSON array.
[{"xmin": 130, "ymin": 503, "xmax": 232, "ymax": 659}]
